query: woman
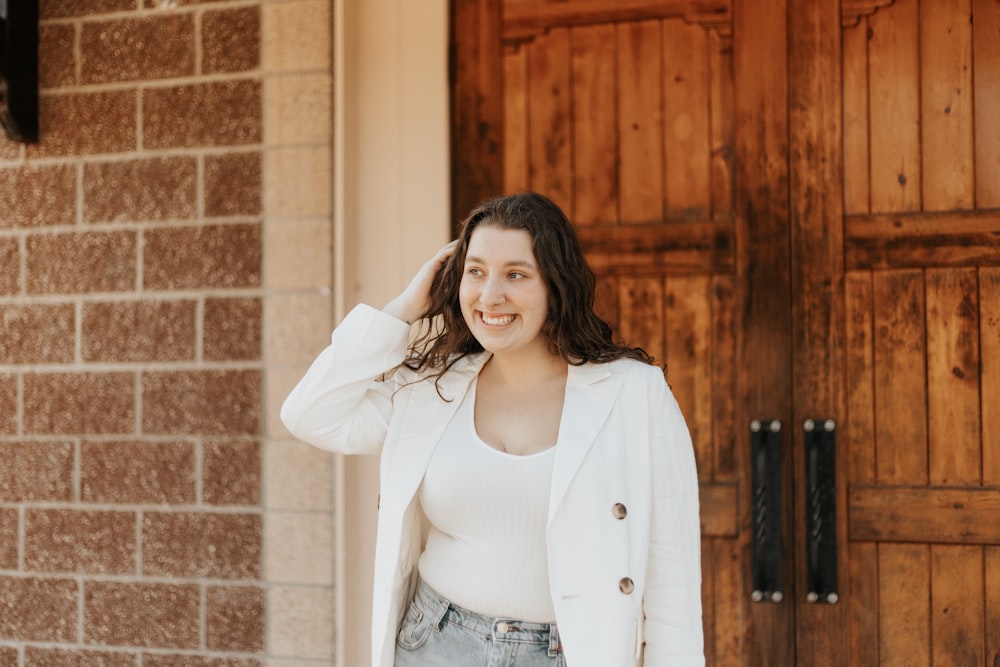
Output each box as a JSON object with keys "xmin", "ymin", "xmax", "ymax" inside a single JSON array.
[{"xmin": 281, "ymin": 192, "xmax": 704, "ymax": 666}]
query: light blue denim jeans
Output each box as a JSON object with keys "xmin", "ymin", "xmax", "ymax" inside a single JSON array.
[{"xmin": 395, "ymin": 579, "xmax": 566, "ymax": 666}]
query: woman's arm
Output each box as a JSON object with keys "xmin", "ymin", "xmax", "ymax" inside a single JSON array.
[
  {"xmin": 280, "ymin": 304, "xmax": 411, "ymax": 455},
  {"xmin": 281, "ymin": 240, "xmax": 459, "ymax": 455},
  {"xmin": 642, "ymin": 375, "xmax": 705, "ymax": 666}
]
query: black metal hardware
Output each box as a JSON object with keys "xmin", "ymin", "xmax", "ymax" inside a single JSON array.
[
  {"xmin": 804, "ymin": 419, "xmax": 838, "ymax": 604},
  {"xmin": 0, "ymin": 0, "xmax": 40, "ymax": 142},
  {"xmin": 750, "ymin": 419, "xmax": 783, "ymax": 603}
]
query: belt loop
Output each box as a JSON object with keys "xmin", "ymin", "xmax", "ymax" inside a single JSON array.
[{"xmin": 548, "ymin": 623, "xmax": 561, "ymax": 657}]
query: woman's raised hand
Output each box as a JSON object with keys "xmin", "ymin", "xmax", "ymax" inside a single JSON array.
[{"xmin": 382, "ymin": 240, "xmax": 459, "ymax": 324}]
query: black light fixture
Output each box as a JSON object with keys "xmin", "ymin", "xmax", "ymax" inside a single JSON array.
[{"xmin": 0, "ymin": 0, "xmax": 39, "ymax": 143}]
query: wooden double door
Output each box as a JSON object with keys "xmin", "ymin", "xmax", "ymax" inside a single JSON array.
[{"xmin": 451, "ymin": 0, "xmax": 1000, "ymax": 664}]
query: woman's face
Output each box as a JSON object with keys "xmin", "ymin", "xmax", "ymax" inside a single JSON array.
[{"xmin": 459, "ymin": 225, "xmax": 550, "ymax": 358}]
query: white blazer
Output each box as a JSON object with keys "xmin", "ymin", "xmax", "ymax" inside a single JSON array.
[{"xmin": 281, "ymin": 305, "xmax": 704, "ymax": 667}]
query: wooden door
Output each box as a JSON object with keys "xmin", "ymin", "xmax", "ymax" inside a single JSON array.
[
  {"xmin": 833, "ymin": 0, "xmax": 1000, "ymax": 665},
  {"xmin": 450, "ymin": 0, "xmax": 1000, "ymax": 665},
  {"xmin": 454, "ymin": 3, "xmax": 748, "ymax": 661}
]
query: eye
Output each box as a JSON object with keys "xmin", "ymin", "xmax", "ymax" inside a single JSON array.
[
  {"xmin": 506, "ymin": 271, "xmax": 525, "ymax": 280},
  {"xmin": 466, "ymin": 266, "xmax": 483, "ymax": 276}
]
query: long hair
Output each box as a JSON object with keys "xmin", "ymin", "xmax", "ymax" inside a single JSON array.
[{"xmin": 404, "ymin": 192, "xmax": 654, "ymax": 378}]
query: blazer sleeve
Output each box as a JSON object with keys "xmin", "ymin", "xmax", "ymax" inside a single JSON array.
[
  {"xmin": 280, "ymin": 303, "xmax": 412, "ymax": 455},
  {"xmin": 643, "ymin": 372, "xmax": 705, "ymax": 667}
]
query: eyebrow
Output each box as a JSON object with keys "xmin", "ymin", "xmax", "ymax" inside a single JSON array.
[{"xmin": 464, "ymin": 255, "xmax": 537, "ymax": 270}]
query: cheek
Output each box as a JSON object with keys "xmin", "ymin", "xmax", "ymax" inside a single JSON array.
[{"xmin": 458, "ymin": 279, "xmax": 474, "ymax": 306}]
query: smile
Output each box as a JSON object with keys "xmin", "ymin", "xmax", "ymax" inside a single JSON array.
[{"xmin": 480, "ymin": 312, "xmax": 515, "ymax": 326}]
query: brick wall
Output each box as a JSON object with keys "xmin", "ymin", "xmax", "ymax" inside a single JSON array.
[{"xmin": 0, "ymin": 0, "xmax": 270, "ymax": 664}]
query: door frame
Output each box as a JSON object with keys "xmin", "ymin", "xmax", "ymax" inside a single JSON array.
[{"xmin": 333, "ymin": 0, "xmax": 451, "ymax": 664}]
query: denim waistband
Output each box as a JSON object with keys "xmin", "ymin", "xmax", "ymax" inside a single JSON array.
[{"xmin": 413, "ymin": 578, "xmax": 562, "ymax": 656}]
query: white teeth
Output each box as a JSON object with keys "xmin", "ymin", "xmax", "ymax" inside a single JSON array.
[{"xmin": 482, "ymin": 313, "xmax": 514, "ymax": 326}]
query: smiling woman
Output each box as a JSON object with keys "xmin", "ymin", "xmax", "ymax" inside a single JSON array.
[{"xmin": 281, "ymin": 192, "xmax": 705, "ymax": 667}]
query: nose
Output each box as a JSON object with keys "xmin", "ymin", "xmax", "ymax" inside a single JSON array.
[{"xmin": 479, "ymin": 276, "xmax": 506, "ymax": 307}]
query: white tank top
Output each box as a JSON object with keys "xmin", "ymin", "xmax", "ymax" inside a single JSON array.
[{"xmin": 417, "ymin": 378, "xmax": 557, "ymax": 622}]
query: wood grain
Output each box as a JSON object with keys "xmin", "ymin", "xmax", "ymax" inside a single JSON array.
[
  {"xmin": 842, "ymin": 19, "xmax": 871, "ymax": 216},
  {"xmin": 451, "ymin": 0, "xmax": 504, "ymax": 222},
  {"xmin": 926, "ymin": 268, "xmax": 981, "ymax": 485},
  {"xmin": 987, "ymin": 546, "xmax": 1000, "ymax": 667},
  {"xmin": 920, "ymin": 0, "xmax": 974, "ymax": 211},
  {"xmin": 974, "ymin": 0, "xmax": 1000, "ymax": 207},
  {"xmin": 872, "ymin": 270, "xmax": 927, "ymax": 484},
  {"xmin": 502, "ymin": 0, "xmax": 731, "ymax": 41},
  {"xmin": 708, "ymin": 29, "xmax": 734, "ymax": 221},
  {"xmin": 868, "ymin": 0, "xmax": 920, "ymax": 213},
  {"xmin": 663, "ymin": 20, "xmax": 711, "ymax": 220},
  {"xmin": 930, "ymin": 545, "xmax": 984, "ymax": 667},
  {"xmin": 845, "ymin": 209, "xmax": 1000, "ymax": 269},
  {"xmin": 527, "ymin": 27, "xmax": 573, "ymax": 212},
  {"xmin": 666, "ymin": 275, "xmax": 713, "ymax": 476},
  {"xmin": 982, "ymin": 267, "xmax": 1000, "ymax": 486},
  {"xmin": 502, "ymin": 44, "xmax": 529, "ymax": 194},
  {"xmin": 699, "ymin": 481, "xmax": 739, "ymax": 537},
  {"xmin": 878, "ymin": 544, "xmax": 930, "ymax": 667},
  {"xmin": 617, "ymin": 20, "xmax": 664, "ymax": 223},
  {"xmin": 846, "ymin": 271, "xmax": 876, "ymax": 484},
  {"xmin": 577, "ymin": 220, "xmax": 735, "ymax": 274},
  {"xmin": 569, "ymin": 23, "xmax": 618, "ymax": 225},
  {"xmin": 849, "ymin": 542, "xmax": 879, "ymax": 667},
  {"xmin": 850, "ymin": 486, "xmax": 1000, "ymax": 543}
]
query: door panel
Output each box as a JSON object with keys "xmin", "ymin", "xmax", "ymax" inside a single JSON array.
[
  {"xmin": 451, "ymin": 0, "xmax": 1000, "ymax": 664},
  {"xmin": 494, "ymin": 7, "xmax": 744, "ymax": 667},
  {"xmin": 839, "ymin": 1, "xmax": 1000, "ymax": 664}
]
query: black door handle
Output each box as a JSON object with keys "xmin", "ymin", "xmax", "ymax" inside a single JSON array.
[
  {"xmin": 750, "ymin": 419, "xmax": 783, "ymax": 603},
  {"xmin": 804, "ymin": 419, "xmax": 839, "ymax": 604}
]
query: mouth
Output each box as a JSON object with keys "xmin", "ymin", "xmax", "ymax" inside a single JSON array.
[{"xmin": 479, "ymin": 311, "xmax": 516, "ymax": 327}]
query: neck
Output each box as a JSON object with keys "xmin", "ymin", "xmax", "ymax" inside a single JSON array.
[{"xmin": 485, "ymin": 345, "xmax": 568, "ymax": 385}]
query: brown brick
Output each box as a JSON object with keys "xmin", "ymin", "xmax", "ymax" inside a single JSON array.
[
  {"xmin": 24, "ymin": 648, "xmax": 137, "ymax": 667},
  {"xmin": 82, "ymin": 300, "xmax": 196, "ymax": 362},
  {"xmin": 143, "ymin": 657, "xmax": 259, "ymax": 667},
  {"xmin": 204, "ymin": 297, "xmax": 261, "ymax": 361},
  {"xmin": 25, "ymin": 509, "xmax": 136, "ymax": 574},
  {"xmin": 81, "ymin": 15, "xmax": 195, "ymax": 85},
  {"xmin": 0, "ymin": 374, "xmax": 16, "ymax": 434},
  {"xmin": 27, "ymin": 231, "xmax": 136, "ymax": 294},
  {"xmin": 84, "ymin": 157, "xmax": 197, "ymax": 223},
  {"xmin": 142, "ymin": 512, "xmax": 260, "ymax": 579},
  {"xmin": 81, "ymin": 440, "xmax": 195, "ymax": 505},
  {"xmin": 143, "ymin": 224, "xmax": 260, "ymax": 290},
  {"xmin": 143, "ymin": 81, "xmax": 261, "ymax": 149},
  {"xmin": 204, "ymin": 440, "xmax": 260, "ymax": 506},
  {"xmin": 39, "ymin": 24, "xmax": 77, "ymax": 89},
  {"xmin": 0, "ymin": 442, "xmax": 74, "ymax": 502},
  {"xmin": 41, "ymin": 0, "xmax": 134, "ymax": 19},
  {"xmin": 0, "ymin": 137, "xmax": 21, "ymax": 160},
  {"xmin": 0, "ymin": 238, "xmax": 20, "ymax": 295},
  {"xmin": 29, "ymin": 91, "xmax": 136, "ymax": 158},
  {"xmin": 142, "ymin": 370, "xmax": 259, "ymax": 435},
  {"xmin": 0, "ymin": 304, "xmax": 75, "ymax": 364},
  {"xmin": 0, "ymin": 646, "xmax": 14, "ymax": 667},
  {"xmin": 206, "ymin": 585, "xmax": 264, "ymax": 652},
  {"xmin": 204, "ymin": 152, "xmax": 261, "ymax": 217},
  {"xmin": 0, "ymin": 576, "xmax": 78, "ymax": 642},
  {"xmin": 24, "ymin": 372, "xmax": 134, "ymax": 435},
  {"xmin": 0, "ymin": 509, "xmax": 16, "ymax": 569},
  {"xmin": 202, "ymin": 7, "xmax": 260, "ymax": 74},
  {"xmin": 84, "ymin": 581, "xmax": 198, "ymax": 648},
  {"xmin": 0, "ymin": 164, "xmax": 76, "ymax": 228}
]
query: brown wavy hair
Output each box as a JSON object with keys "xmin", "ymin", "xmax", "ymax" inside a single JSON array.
[{"xmin": 403, "ymin": 192, "xmax": 654, "ymax": 379}]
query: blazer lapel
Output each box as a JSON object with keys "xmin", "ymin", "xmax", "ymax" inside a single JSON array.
[
  {"xmin": 385, "ymin": 353, "xmax": 490, "ymax": 504},
  {"xmin": 548, "ymin": 363, "xmax": 622, "ymax": 525}
]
